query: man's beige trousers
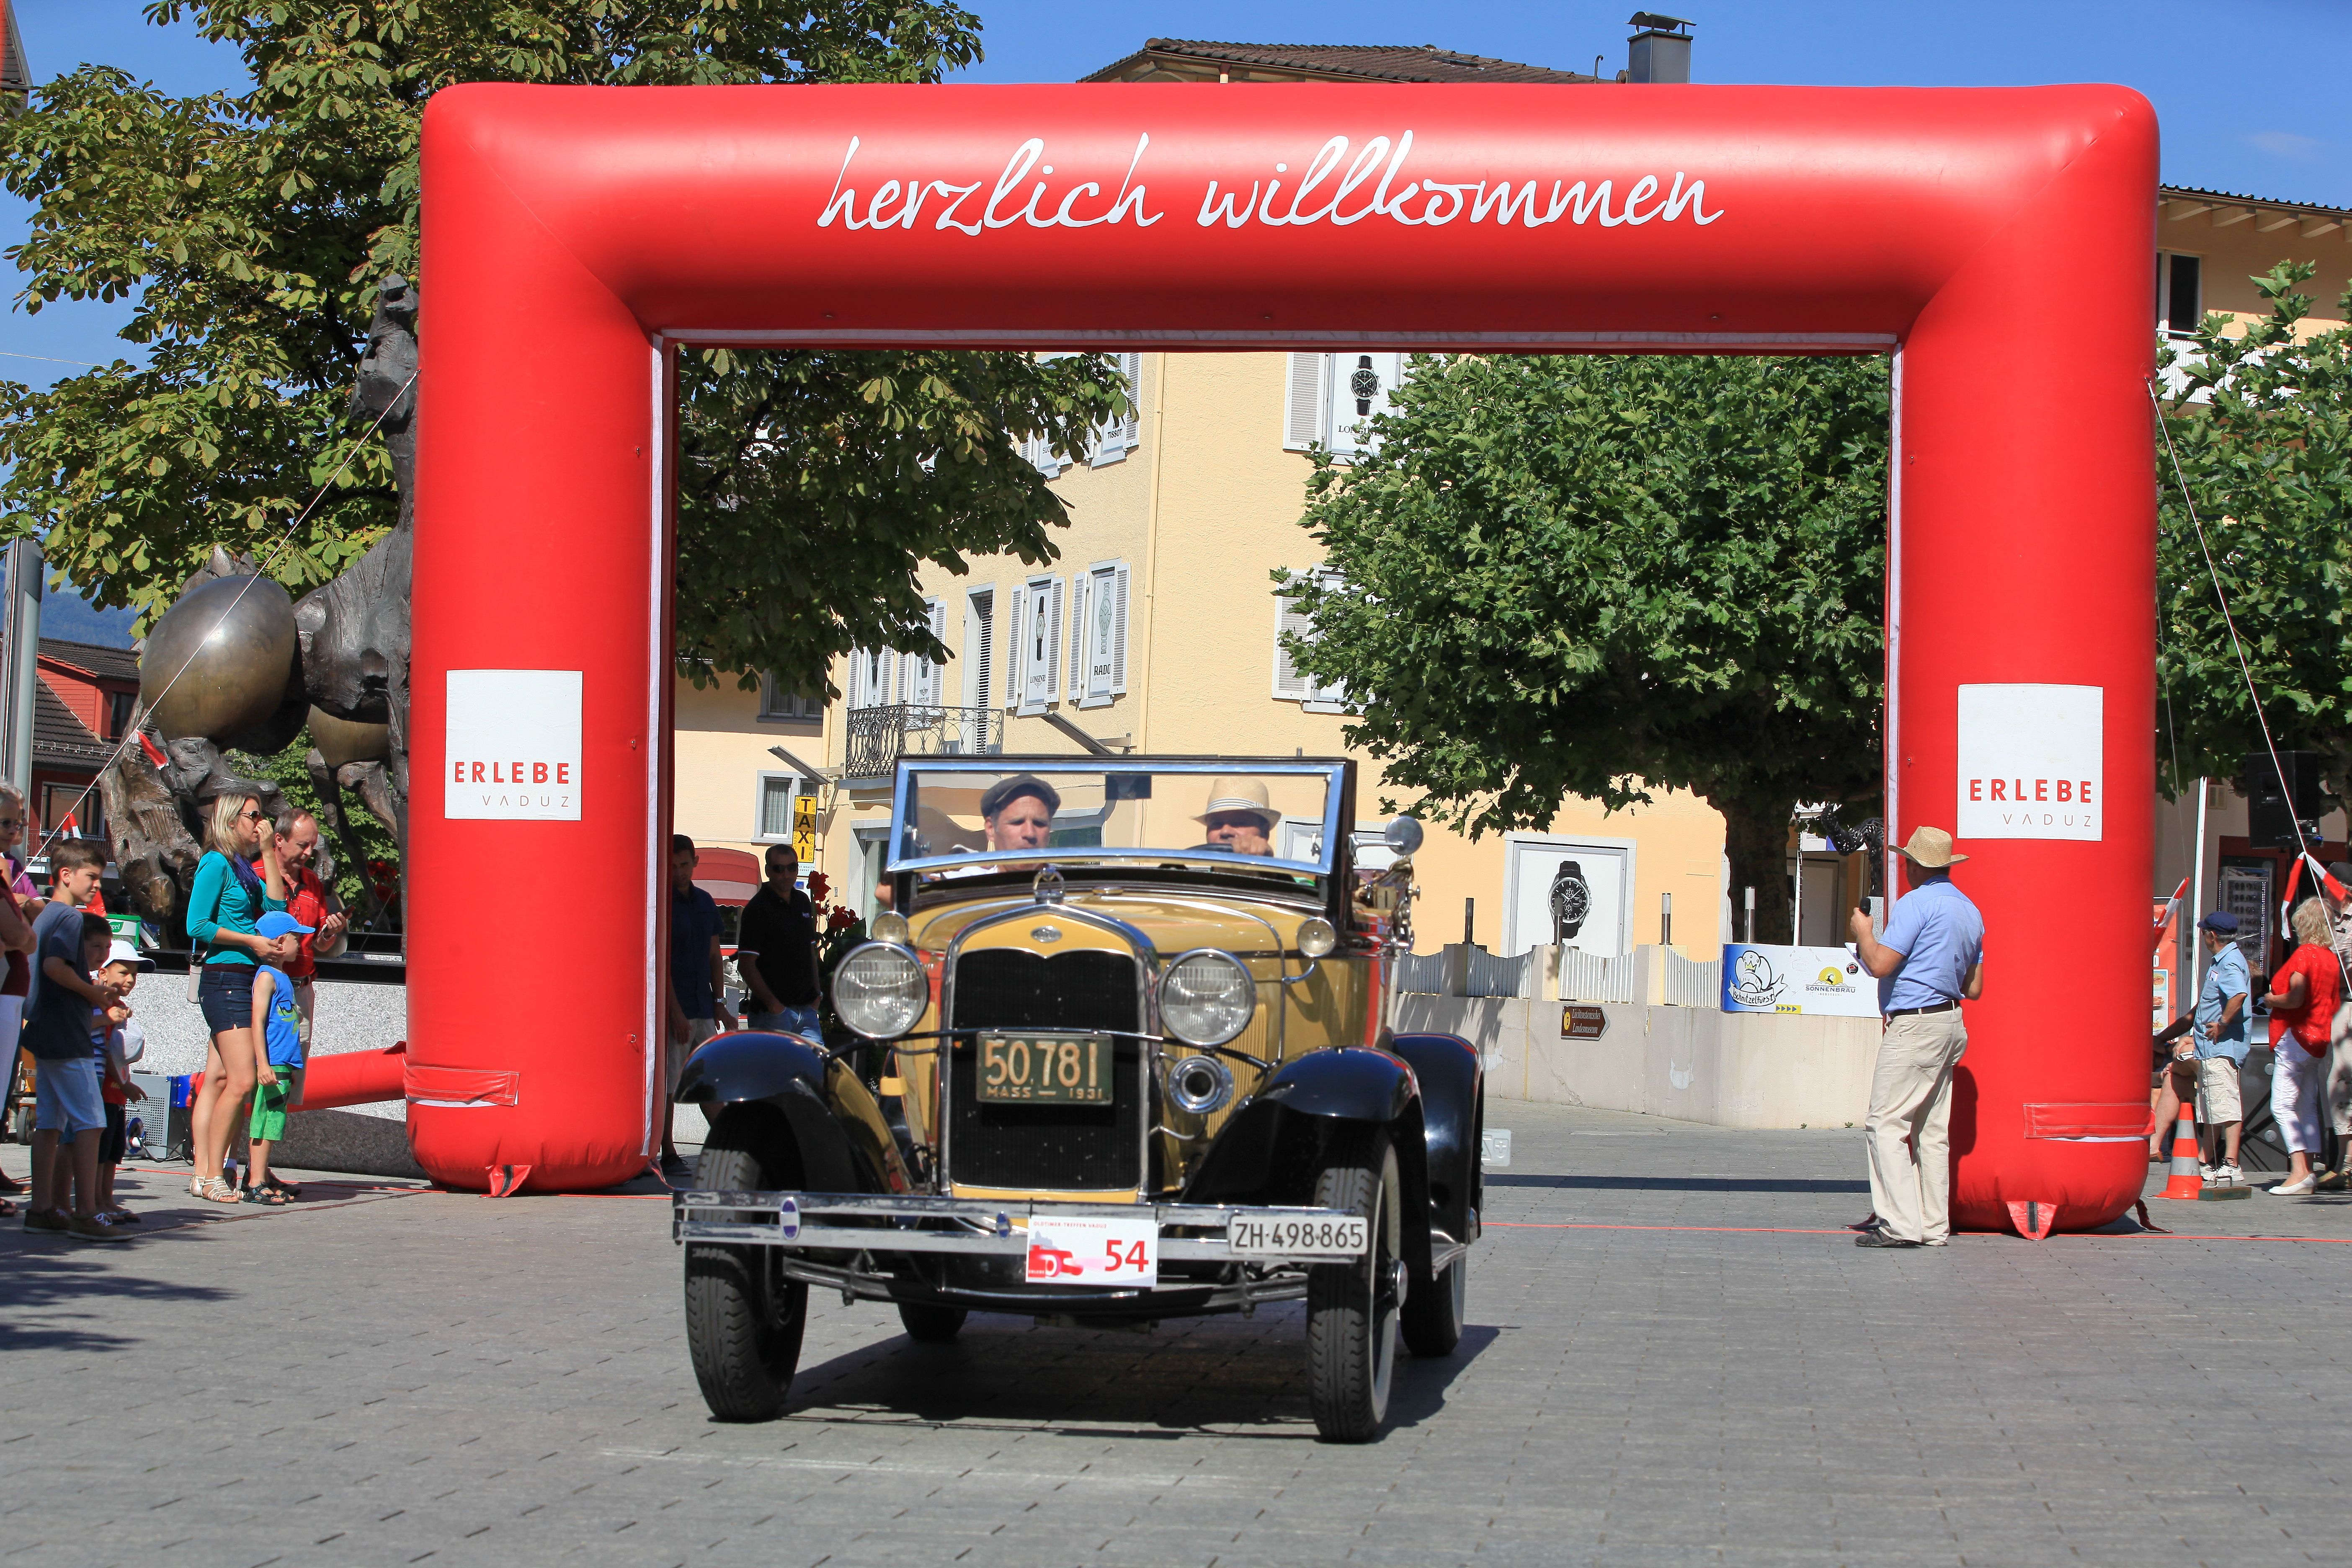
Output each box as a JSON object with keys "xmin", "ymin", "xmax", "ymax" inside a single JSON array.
[{"xmin": 1865, "ymin": 1009, "xmax": 1969, "ymax": 1244}]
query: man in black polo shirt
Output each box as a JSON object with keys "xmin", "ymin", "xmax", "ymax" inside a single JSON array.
[{"xmin": 737, "ymin": 846, "xmax": 822, "ymax": 1038}]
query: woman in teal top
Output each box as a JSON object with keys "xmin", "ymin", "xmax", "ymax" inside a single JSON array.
[{"xmin": 184, "ymin": 792, "xmax": 292, "ymax": 1204}]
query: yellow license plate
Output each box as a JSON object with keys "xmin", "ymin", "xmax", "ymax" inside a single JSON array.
[{"xmin": 977, "ymin": 1033, "xmax": 1113, "ymax": 1105}]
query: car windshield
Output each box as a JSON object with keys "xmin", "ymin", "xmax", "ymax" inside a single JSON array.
[{"xmin": 889, "ymin": 761, "xmax": 1344, "ymax": 878}]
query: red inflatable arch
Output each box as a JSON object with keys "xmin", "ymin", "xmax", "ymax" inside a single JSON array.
[{"xmin": 412, "ymin": 83, "xmax": 2156, "ymax": 1229}]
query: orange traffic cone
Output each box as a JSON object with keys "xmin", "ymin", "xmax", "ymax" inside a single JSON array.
[{"xmin": 2157, "ymin": 1105, "xmax": 2203, "ymax": 1200}]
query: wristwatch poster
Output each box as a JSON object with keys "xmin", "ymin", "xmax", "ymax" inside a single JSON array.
[{"xmin": 1549, "ymin": 860, "xmax": 1591, "ymax": 943}]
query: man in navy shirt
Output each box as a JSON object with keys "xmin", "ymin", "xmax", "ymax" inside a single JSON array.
[
  {"xmin": 663, "ymin": 833, "xmax": 733, "ymax": 1180},
  {"xmin": 1848, "ymin": 825, "xmax": 1986, "ymax": 1249}
]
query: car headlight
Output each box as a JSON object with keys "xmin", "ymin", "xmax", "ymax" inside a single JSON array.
[
  {"xmin": 1297, "ymin": 916, "xmax": 1338, "ymax": 959},
  {"xmin": 831, "ymin": 942, "xmax": 927, "ymax": 1040},
  {"xmin": 1158, "ymin": 949, "xmax": 1256, "ymax": 1047}
]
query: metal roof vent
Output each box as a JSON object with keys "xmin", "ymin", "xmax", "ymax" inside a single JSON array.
[{"xmin": 1627, "ymin": 12, "xmax": 1693, "ymax": 84}]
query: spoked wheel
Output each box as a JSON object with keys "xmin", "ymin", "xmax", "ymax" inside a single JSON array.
[
  {"xmin": 1401, "ymin": 1248, "xmax": 1467, "ymax": 1358},
  {"xmin": 1305, "ymin": 1124, "xmax": 1404, "ymax": 1444},
  {"xmin": 684, "ymin": 1121, "xmax": 808, "ymax": 1422},
  {"xmin": 897, "ymin": 1302, "xmax": 969, "ymax": 1342}
]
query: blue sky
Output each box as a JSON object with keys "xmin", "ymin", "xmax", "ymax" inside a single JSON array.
[{"xmin": 5, "ymin": 0, "xmax": 2347, "ymax": 386}]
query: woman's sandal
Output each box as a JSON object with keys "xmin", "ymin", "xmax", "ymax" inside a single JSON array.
[{"xmin": 198, "ymin": 1176, "xmax": 241, "ymax": 1205}]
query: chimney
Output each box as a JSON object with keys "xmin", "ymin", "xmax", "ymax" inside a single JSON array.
[{"xmin": 1626, "ymin": 12, "xmax": 1693, "ymax": 83}]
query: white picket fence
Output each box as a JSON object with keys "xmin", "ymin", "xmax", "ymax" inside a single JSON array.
[
  {"xmin": 1555, "ymin": 948, "xmax": 1638, "ymax": 1005},
  {"xmin": 1464, "ymin": 946, "xmax": 1537, "ymax": 998},
  {"xmin": 1660, "ymin": 948, "xmax": 1722, "ymax": 1008},
  {"xmin": 1393, "ymin": 950, "xmax": 1452, "ymax": 995}
]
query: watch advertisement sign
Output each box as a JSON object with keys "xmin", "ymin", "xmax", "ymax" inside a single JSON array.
[
  {"xmin": 445, "ymin": 669, "xmax": 583, "ymax": 821},
  {"xmin": 1956, "ymin": 683, "xmax": 2102, "ymax": 841},
  {"xmin": 1503, "ymin": 836, "xmax": 1632, "ymax": 958},
  {"xmin": 1720, "ymin": 943, "xmax": 1881, "ymax": 1017}
]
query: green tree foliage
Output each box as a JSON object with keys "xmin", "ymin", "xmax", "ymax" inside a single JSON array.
[
  {"xmin": 0, "ymin": 1, "xmax": 1125, "ymax": 694},
  {"xmin": 1283, "ymin": 353, "xmax": 1890, "ymax": 944},
  {"xmin": 2156, "ymin": 261, "xmax": 2352, "ymax": 807}
]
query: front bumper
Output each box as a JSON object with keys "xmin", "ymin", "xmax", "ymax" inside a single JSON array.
[{"xmin": 671, "ymin": 1190, "xmax": 1400, "ymax": 1317}]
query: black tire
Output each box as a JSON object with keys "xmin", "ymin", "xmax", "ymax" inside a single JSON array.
[
  {"xmin": 1305, "ymin": 1124, "xmax": 1403, "ymax": 1444},
  {"xmin": 897, "ymin": 1302, "xmax": 968, "ymax": 1342},
  {"xmin": 683, "ymin": 1120, "xmax": 808, "ymax": 1422},
  {"xmin": 1400, "ymin": 1249, "xmax": 1467, "ymax": 1358}
]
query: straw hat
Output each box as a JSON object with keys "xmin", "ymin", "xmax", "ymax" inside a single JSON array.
[
  {"xmin": 1194, "ymin": 776, "xmax": 1276, "ymax": 828},
  {"xmin": 1896, "ymin": 825, "xmax": 1967, "ymax": 867}
]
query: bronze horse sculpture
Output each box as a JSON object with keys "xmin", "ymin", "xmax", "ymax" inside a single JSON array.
[{"xmin": 102, "ymin": 275, "xmax": 417, "ymax": 936}]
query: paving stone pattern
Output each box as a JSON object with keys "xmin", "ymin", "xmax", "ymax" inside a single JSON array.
[{"xmin": 4, "ymin": 1103, "xmax": 2348, "ymax": 1567}]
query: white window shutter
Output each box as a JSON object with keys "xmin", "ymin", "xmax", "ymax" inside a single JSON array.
[
  {"xmin": 1284, "ymin": 352, "xmax": 1328, "ymax": 451},
  {"xmin": 846, "ymin": 649, "xmax": 863, "ymax": 709},
  {"xmin": 1110, "ymin": 563, "xmax": 1131, "ymax": 695},
  {"xmin": 881, "ymin": 648, "xmax": 900, "ymax": 705},
  {"xmin": 1002, "ymin": 591, "xmax": 1021, "ymax": 709},
  {"xmin": 1067, "ymin": 573, "xmax": 1089, "ymax": 695},
  {"xmin": 1119, "ymin": 352, "xmax": 1142, "ymax": 451},
  {"xmin": 1273, "ymin": 588, "xmax": 1316, "ymax": 700},
  {"xmin": 910, "ymin": 598, "xmax": 946, "ymax": 707},
  {"xmin": 1046, "ymin": 575, "xmax": 1065, "ymax": 699}
]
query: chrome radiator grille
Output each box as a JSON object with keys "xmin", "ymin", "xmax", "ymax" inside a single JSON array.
[{"xmin": 946, "ymin": 949, "xmax": 1143, "ymax": 1191}]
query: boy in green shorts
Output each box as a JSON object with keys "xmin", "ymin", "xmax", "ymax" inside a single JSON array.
[{"xmin": 244, "ymin": 911, "xmax": 313, "ymax": 1205}]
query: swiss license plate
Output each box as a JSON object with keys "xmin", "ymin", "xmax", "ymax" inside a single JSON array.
[
  {"xmin": 1228, "ymin": 1214, "xmax": 1370, "ymax": 1258},
  {"xmin": 977, "ymin": 1033, "xmax": 1112, "ymax": 1104},
  {"xmin": 1025, "ymin": 1215, "xmax": 1157, "ymax": 1284}
]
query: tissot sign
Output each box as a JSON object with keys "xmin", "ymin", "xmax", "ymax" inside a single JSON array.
[
  {"xmin": 444, "ymin": 669, "xmax": 581, "ymax": 821},
  {"xmin": 1955, "ymin": 683, "xmax": 2102, "ymax": 841},
  {"xmin": 816, "ymin": 131, "xmax": 1725, "ymax": 237}
]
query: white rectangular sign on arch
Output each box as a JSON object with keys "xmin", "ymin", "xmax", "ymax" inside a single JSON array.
[
  {"xmin": 1955, "ymin": 683, "xmax": 2102, "ymax": 842},
  {"xmin": 444, "ymin": 669, "xmax": 582, "ymax": 821}
]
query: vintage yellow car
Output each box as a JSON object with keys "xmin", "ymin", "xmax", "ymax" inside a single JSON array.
[{"xmin": 673, "ymin": 757, "xmax": 1482, "ymax": 1442}]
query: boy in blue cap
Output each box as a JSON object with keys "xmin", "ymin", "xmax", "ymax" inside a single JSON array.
[
  {"xmin": 243, "ymin": 911, "xmax": 314, "ymax": 1205},
  {"xmin": 2153, "ymin": 911, "xmax": 2251, "ymax": 1184}
]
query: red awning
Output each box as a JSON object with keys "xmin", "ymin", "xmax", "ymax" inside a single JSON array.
[{"xmin": 693, "ymin": 846, "xmax": 761, "ymax": 907}]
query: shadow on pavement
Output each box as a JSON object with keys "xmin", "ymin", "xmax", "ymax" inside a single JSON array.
[
  {"xmin": 1487, "ymin": 1173, "xmax": 1870, "ymax": 1193},
  {"xmin": 0, "ymin": 1245, "xmax": 233, "ymax": 1354},
  {"xmin": 764, "ymin": 1302, "xmax": 1495, "ymax": 1440}
]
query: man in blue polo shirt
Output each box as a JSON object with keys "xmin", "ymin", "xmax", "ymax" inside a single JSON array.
[
  {"xmin": 2152, "ymin": 911, "xmax": 2251, "ymax": 1184},
  {"xmin": 1847, "ymin": 825, "xmax": 1986, "ymax": 1249}
]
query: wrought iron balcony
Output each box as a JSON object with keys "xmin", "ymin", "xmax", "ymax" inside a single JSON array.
[{"xmin": 843, "ymin": 704, "xmax": 998, "ymax": 779}]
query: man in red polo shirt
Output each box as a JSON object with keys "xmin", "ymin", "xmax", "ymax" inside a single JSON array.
[{"xmin": 270, "ymin": 809, "xmax": 348, "ymax": 1042}]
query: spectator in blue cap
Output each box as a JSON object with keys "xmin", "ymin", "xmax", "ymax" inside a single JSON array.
[
  {"xmin": 2152, "ymin": 910, "xmax": 2251, "ymax": 1184},
  {"xmin": 242, "ymin": 910, "xmax": 315, "ymax": 1204}
]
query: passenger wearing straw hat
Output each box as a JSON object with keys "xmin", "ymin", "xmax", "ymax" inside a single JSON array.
[
  {"xmin": 1847, "ymin": 826, "xmax": 1986, "ymax": 1249},
  {"xmin": 1190, "ymin": 779, "xmax": 1278, "ymax": 857}
]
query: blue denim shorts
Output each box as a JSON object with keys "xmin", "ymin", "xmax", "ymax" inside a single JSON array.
[
  {"xmin": 748, "ymin": 1004, "xmax": 822, "ymax": 1039},
  {"xmin": 34, "ymin": 1053, "xmax": 106, "ymax": 1137},
  {"xmin": 198, "ymin": 963, "xmax": 256, "ymax": 1034}
]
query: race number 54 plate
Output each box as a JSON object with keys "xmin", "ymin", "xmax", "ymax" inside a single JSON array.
[
  {"xmin": 1025, "ymin": 1215, "xmax": 1158, "ymax": 1285},
  {"xmin": 1228, "ymin": 1214, "xmax": 1369, "ymax": 1258}
]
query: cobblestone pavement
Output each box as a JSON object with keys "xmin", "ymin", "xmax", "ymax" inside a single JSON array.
[{"xmin": 5, "ymin": 1101, "xmax": 2349, "ymax": 1568}]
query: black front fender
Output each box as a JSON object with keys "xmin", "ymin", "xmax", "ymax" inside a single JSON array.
[
  {"xmin": 1390, "ymin": 1032, "xmax": 1482, "ymax": 1245},
  {"xmin": 675, "ymin": 1031, "xmax": 909, "ymax": 1194},
  {"xmin": 1180, "ymin": 1048, "xmax": 1426, "ymax": 1233}
]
